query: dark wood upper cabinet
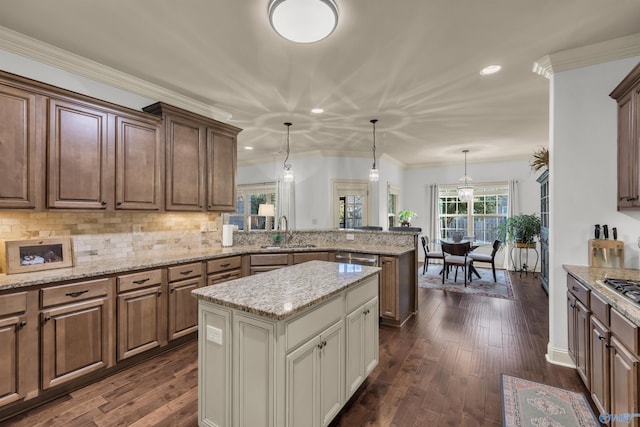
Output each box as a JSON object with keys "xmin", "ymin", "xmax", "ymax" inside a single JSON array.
[
  {"xmin": 610, "ymin": 62, "xmax": 640, "ymax": 210},
  {"xmin": 207, "ymin": 130, "xmax": 237, "ymax": 211},
  {"xmin": 144, "ymin": 102, "xmax": 241, "ymax": 212},
  {"xmin": 0, "ymin": 84, "xmax": 45, "ymax": 209},
  {"xmin": 115, "ymin": 114, "xmax": 163, "ymax": 210},
  {"xmin": 47, "ymin": 98, "xmax": 112, "ymax": 210}
]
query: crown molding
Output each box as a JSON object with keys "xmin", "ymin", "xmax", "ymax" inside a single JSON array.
[
  {"xmin": 0, "ymin": 25, "xmax": 231, "ymax": 121},
  {"xmin": 533, "ymin": 32, "xmax": 640, "ymax": 79}
]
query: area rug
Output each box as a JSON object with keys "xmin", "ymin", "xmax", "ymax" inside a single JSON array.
[
  {"xmin": 501, "ymin": 374, "xmax": 599, "ymax": 427},
  {"xmin": 418, "ymin": 264, "xmax": 515, "ymax": 300}
]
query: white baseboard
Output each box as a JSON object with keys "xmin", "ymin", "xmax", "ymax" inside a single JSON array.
[{"xmin": 545, "ymin": 343, "xmax": 575, "ymax": 368}]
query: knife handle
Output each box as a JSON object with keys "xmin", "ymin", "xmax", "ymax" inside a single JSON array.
[{"xmin": 603, "ymin": 225, "xmax": 609, "ymax": 239}]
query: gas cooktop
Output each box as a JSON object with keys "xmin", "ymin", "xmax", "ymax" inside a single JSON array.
[{"xmin": 602, "ymin": 278, "xmax": 640, "ymax": 304}]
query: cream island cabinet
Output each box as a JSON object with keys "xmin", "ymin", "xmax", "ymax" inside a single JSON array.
[{"xmin": 192, "ymin": 260, "xmax": 380, "ymax": 427}]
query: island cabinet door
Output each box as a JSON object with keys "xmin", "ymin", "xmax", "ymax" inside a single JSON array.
[
  {"xmin": 286, "ymin": 320, "xmax": 344, "ymax": 427},
  {"xmin": 590, "ymin": 315, "xmax": 610, "ymax": 415},
  {"xmin": 379, "ymin": 256, "xmax": 398, "ymax": 320}
]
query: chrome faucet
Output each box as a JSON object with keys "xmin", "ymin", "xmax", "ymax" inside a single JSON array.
[{"xmin": 277, "ymin": 215, "xmax": 293, "ymax": 246}]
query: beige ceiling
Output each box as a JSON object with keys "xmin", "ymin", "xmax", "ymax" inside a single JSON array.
[{"xmin": 1, "ymin": 0, "xmax": 639, "ymax": 167}]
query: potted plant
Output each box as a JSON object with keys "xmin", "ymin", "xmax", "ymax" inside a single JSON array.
[
  {"xmin": 397, "ymin": 209, "xmax": 417, "ymax": 227},
  {"xmin": 495, "ymin": 213, "xmax": 541, "ymax": 248}
]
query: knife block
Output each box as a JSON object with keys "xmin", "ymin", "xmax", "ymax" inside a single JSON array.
[{"xmin": 588, "ymin": 239, "xmax": 624, "ymax": 268}]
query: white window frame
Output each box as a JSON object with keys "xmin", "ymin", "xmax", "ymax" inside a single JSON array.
[
  {"xmin": 331, "ymin": 179, "xmax": 369, "ymax": 229},
  {"xmin": 387, "ymin": 183, "xmax": 400, "ymax": 229},
  {"xmin": 225, "ymin": 182, "xmax": 277, "ymax": 231},
  {"xmin": 438, "ymin": 181, "xmax": 509, "ymax": 241}
]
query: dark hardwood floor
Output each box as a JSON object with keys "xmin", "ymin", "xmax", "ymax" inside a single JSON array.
[{"xmin": 3, "ymin": 269, "xmax": 591, "ymax": 427}]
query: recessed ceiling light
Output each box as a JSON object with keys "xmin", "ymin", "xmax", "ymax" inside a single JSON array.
[
  {"xmin": 311, "ymin": 108, "xmax": 324, "ymax": 114},
  {"xmin": 480, "ymin": 65, "xmax": 502, "ymax": 75},
  {"xmin": 244, "ymin": 146, "xmax": 254, "ymax": 150}
]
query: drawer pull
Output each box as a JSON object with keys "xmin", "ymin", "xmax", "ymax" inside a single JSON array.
[
  {"xmin": 133, "ymin": 278, "xmax": 150, "ymax": 285},
  {"xmin": 220, "ymin": 274, "xmax": 231, "ymax": 279},
  {"xmin": 599, "ymin": 335, "xmax": 606, "ymax": 341},
  {"xmin": 220, "ymin": 263, "xmax": 231, "ymax": 268},
  {"xmin": 572, "ymin": 286, "xmax": 579, "ymax": 292},
  {"xmin": 66, "ymin": 290, "xmax": 89, "ymax": 298},
  {"xmin": 180, "ymin": 270, "xmax": 194, "ymax": 275}
]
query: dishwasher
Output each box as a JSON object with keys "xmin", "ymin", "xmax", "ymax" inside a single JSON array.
[{"xmin": 334, "ymin": 251, "xmax": 379, "ymax": 266}]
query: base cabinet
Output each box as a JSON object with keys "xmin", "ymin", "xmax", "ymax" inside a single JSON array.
[
  {"xmin": 379, "ymin": 252, "xmax": 415, "ymax": 326},
  {"xmin": 167, "ymin": 262, "xmax": 203, "ymax": 340},
  {"xmin": 609, "ymin": 336, "xmax": 639, "ymax": 426},
  {"xmin": 198, "ymin": 275, "xmax": 379, "ymax": 427},
  {"xmin": 116, "ymin": 270, "xmax": 166, "ymax": 361},
  {"xmin": 40, "ymin": 278, "xmax": 112, "ymax": 389},
  {"xmin": 567, "ymin": 277, "xmax": 590, "ymax": 385}
]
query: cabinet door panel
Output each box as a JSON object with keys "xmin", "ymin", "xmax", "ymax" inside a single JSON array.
[
  {"xmin": 0, "ymin": 316, "xmax": 24, "ymax": 406},
  {"xmin": 590, "ymin": 316, "xmax": 609, "ymax": 414},
  {"xmin": 0, "ymin": 85, "xmax": 42, "ymax": 209},
  {"xmin": 576, "ymin": 300, "xmax": 590, "ymax": 385},
  {"xmin": 168, "ymin": 278, "xmax": 200, "ymax": 340},
  {"xmin": 610, "ymin": 337, "xmax": 639, "ymax": 427},
  {"xmin": 166, "ymin": 118, "xmax": 204, "ymax": 211},
  {"xmin": 48, "ymin": 99, "xmax": 110, "ymax": 209},
  {"xmin": 319, "ymin": 322, "xmax": 344, "ymax": 427},
  {"xmin": 115, "ymin": 115, "xmax": 162, "ymax": 210},
  {"xmin": 41, "ymin": 298, "xmax": 108, "ymax": 389},
  {"xmin": 363, "ymin": 297, "xmax": 379, "ymax": 377},
  {"xmin": 117, "ymin": 286, "xmax": 162, "ymax": 360},
  {"xmin": 286, "ymin": 337, "xmax": 318, "ymax": 427},
  {"xmin": 207, "ymin": 131, "xmax": 236, "ymax": 211},
  {"xmin": 380, "ymin": 257, "xmax": 397, "ymax": 319},
  {"xmin": 345, "ymin": 309, "xmax": 365, "ymax": 398}
]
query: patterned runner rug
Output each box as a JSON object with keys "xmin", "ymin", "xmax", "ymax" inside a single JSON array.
[
  {"xmin": 418, "ymin": 264, "xmax": 515, "ymax": 300},
  {"xmin": 501, "ymin": 374, "xmax": 599, "ymax": 427}
]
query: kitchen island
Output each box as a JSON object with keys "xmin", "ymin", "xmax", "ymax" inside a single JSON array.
[{"xmin": 192, "ymin": 260, "xmax": 381, "ymax": 427}]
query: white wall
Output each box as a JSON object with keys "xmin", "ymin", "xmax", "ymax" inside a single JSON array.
[{"xmin": 547, "ymin": 55, "xmax": 640, "ymax": 365}]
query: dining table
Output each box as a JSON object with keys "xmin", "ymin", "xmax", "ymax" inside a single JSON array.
[{"xmin": 436, "ymin": 238, "xmax": 491, "ymax": 280}]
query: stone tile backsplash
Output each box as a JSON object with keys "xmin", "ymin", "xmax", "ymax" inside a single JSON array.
[{"xmin": 0, "ymin": 212, "xmax": 223, "ymax": 266}]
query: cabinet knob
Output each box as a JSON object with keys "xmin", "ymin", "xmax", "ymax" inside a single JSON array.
[
  {"xmin": 599, "ymin": 335, "xmax": 606, "ymax": 341},
  {"xmin": 157, "ymin": 290, "xmax": 163, "ymax": 296},
  {"xmin": 101, "ymin": 201, "xmax": 107, "ymax": 206},
  {"xmin": 117, "ymin": 201, "xmax": 122, "ymax": 206},
  {"xmin": 17, "ymin": 320, "xmax": 27, "ymax": 328},
  {"xmin": 43, "ymin": 315, "xmax": 51, "ymax": 322}
]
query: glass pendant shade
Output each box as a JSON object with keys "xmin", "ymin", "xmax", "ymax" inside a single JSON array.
[
  {"xmin": 457, "ymin": 149, "xmax": 473, "ymax": 202},
  {"xmin": 269, "ymin": 0, "xmax": 338, "ymax": 43},
  {"xmin": 369, "ymin": 119, "xmax": 379, "ymax": 182},
  {"xmin": 282, "ymin": 122, "xmax": 294, "ymax": 182}
]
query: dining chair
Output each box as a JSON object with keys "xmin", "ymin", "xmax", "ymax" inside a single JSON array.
[
  {"xmin": 421, "ymin": 236, "xmax": 444, "ymax": 274},
  {"xmin": 469, "ymin": 239, "xmax": 502, "ymax": 282},
  {"xmin": 441, "ymin": 241, "xmax": 473, "ymax": 286}
]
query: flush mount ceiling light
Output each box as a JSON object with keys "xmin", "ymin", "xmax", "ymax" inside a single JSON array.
[
  {"xmin": 457, "ymin": 149, "xmax": 473, "ymax": 203},
  {"xmin": 480, "ymin": 64, "xmax": 502, "ymax": 75},
  {"xmin": 369, "ymin": 119, "xmax": 379, "ymax": 182},
  {"xmin": 283, "ymin": 122, "xmax": 294, "ymax": 182},
  {"xmin": 268, "ymin": 0, "xmax": 339, "ymax": 43}
]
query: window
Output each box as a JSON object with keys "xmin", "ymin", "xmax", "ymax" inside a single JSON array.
[
  {"xmin": 438, "ymin": 182, "xmax": 508, "ymax": 241},
  {"xmin": 387, "ymin": 184, "xmax": 400, "ymax": 228},
  {"xmin": 332, "ymin": 180, "xmax": 369, "ymax": 229},
  {"xmin": 226, "ymin": 183, "xmax": 277, "ymax": 231}
]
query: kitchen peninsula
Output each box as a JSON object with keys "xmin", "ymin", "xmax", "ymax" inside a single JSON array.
[{"xmin": 192, "ymin": 260, "xmax": 381, "ymax": 427}]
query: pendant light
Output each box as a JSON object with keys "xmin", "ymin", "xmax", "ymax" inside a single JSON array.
[
  {"xmin": 268, "ymin": 0, "xmax": 339, "ymax": 44},
  {"xmin": 283, "ymin": 122, "xmax": 294, "ymax": 182},
  {"xmin": 369, "ymin": 119, "xmax": 379, "ymax": 182},
  {"xmin": 457, "ymin": 149, "xmax": 473, "ymax": 203}
]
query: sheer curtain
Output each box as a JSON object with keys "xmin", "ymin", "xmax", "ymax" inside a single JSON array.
[
  {"xmin": 276, "ymin": 179, "xmax": 296, "ymax": 230},
  {"xmin": 503, "ymin": 179, "xmax": 520, "ymax": 269},
  {"xmin": 428, "ymin": 184, "xmax": 440, "ymax": 249}
]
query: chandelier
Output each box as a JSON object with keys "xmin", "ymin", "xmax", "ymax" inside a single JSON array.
[
  {"xmin": 457, "ymin": 149, "xmax": 473, "ymax": 203},
  {"xmin": 369, "ymin": 119, "xmax": 379, "ymax": 182}
]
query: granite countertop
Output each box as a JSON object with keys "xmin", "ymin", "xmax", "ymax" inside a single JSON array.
[
  {"xmin": 563, "ymin": 264, "xmax": 640, "ymax": 327},
  {"xmin": 192, "ymin": 260, "xmax": 381, "ymax": 320},
  {"xmin": 0, "ymin": 243, "xmax": 411, "ymax": 291}
]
